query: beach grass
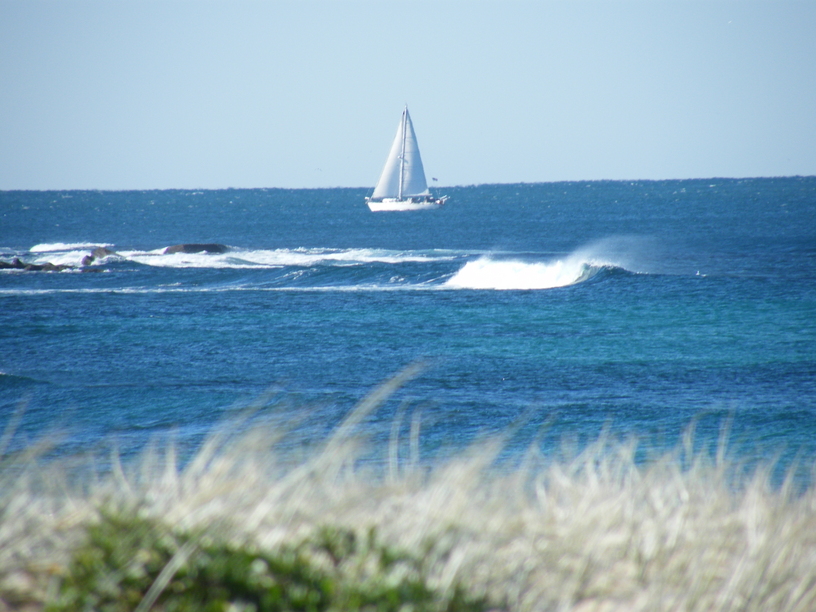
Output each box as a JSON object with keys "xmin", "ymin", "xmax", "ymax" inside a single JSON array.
[{"xmin": 2, "ymin": 369, "xmax": 816, "ymax": 611}]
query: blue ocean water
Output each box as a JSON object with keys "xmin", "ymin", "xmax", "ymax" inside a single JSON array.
[{"xmin": 1, "ymin": 178, "xmax": 815, "ymax": 473}]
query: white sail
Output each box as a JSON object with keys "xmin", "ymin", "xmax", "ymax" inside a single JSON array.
[
  {"xmin": 371, "ymin": 107, "xmax": 430, "ymax": 199},
  {"xmin": 366, "ymin": 106, "xmax": 447, "ymax": 211}
]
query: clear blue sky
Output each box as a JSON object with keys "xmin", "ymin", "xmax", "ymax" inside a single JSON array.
[{"xmin": 2, "ymin": 1, "xmax": 814, "ymax": 190}]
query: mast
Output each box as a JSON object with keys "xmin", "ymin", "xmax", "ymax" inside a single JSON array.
[{"xmin": 398, "ymin": 107, "xmax": 407, "ymax": 200}]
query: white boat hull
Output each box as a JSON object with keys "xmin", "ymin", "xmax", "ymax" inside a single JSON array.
[{"xmin": 366, "ymin": 196, "xmax": 447, "ymax": 212}]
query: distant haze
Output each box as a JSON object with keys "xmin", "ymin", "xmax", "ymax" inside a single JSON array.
[{"xmin": 1, "ymin": 0, "xmax": 814, "ymax": 190}]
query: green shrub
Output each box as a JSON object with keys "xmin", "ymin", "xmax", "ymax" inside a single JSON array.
[{"xmin": 46, "ymin": 512, "xmax": 493, "ymax": 612}]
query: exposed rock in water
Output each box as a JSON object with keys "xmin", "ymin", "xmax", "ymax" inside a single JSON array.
[
  {"xmin": 2, "ymin": 243, "xmax": 229, "ymax": 272},
  {"xmin": 0, "ymin": 257, "xmax": 73, "ymax": 272},
  {"xmin": 81, "ymin": 246, "xmax": 120, "ymax": 266},
  {"xmin": 163, "ymin": 243, "xmax": 229, "ymax": 255}
]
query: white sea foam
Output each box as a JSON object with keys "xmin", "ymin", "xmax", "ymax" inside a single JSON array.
[
  {"xmin": 444, "ymin": 256, "xmax": 598, "ymax": 290},
  {"xmin": 34, "ymin": 253, "xmax": 82, "ymax": 267},
  {"xmin": 444, "ymin": 238, "xmax": 653, "ymax": 290},
  {"xmin": 21, "ymin": 245, "xmax": 462, "ymax": 270},
  {"xmin": 30, "ymin": 242, "xmax": 113, "ymax": 253},
  {"xmin": 123, "ymin": 248, "xmax": 459, "ymax": 269},
  {"xmin": 0, "ymin": 284, "xmax": 433, "ymax": 296}
]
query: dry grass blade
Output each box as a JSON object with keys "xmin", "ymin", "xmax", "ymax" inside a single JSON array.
[{"xmin": 133, "ymin": 540, "xmax": 197, "ymax": 612}]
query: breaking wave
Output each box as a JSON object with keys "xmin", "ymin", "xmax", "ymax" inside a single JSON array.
[
  {"xmin": 444, "ymin": 239, "xmax": 643, "ymax": 290},
  {"xmin": 30, "ymin": 242, "xmax": 114, "ymax": 253},
  {"xmin": 445, "ymin": 256, "xmax": 604, "ymax": 290},
  {"xmin": 123, "ymin": 247, "xmax": 460, "ymax": 269}
]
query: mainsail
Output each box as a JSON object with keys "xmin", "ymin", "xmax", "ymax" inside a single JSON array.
[{"xmin": 371, "ymin": 107, "xmax": 430, "ymax": 200}]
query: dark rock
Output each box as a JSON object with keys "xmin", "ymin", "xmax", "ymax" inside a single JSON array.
[
  {"xmin": 93, "ymin": 246, "xmax": 118, "ymax": 259},
  {"xmin": 163, "ymin": 243, "xmax": 229, "ymax": 255},
  {"xmin": 0, "ymin": 257, "xmax": 72, "ymax": 272},
  {"xmin": 40, "ymin": 262, "xmax": 72, "ymax": 272},
  {"xmin": 0, "ymin": 258, "xmax": 28, "ymax": 270},
  {"xmin": 82, "ymin": 246, "xmax": 119, "ymax": 266}
]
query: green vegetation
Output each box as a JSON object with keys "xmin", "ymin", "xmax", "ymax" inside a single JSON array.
[{"xmin": 46, "ymin": 513, "xmax": 488, "ymax": 612}]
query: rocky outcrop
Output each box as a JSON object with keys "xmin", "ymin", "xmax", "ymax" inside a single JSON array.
[
  {"xmin": 81, "ymin": 246, "xmax": 119, "ymax": 266},
  {"xmin": 2, "ymin": 243, "xmax": 230, "ymax": 272},
  {"xmin": 0, "ymin": 257, "xmax": 73, "ymax": 272},
  {"xmin": 163, "ymin": 243, "xmax": 229, "ymax": 254}
]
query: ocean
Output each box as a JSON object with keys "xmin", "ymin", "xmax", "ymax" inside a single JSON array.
[{"xmin": 2, "ymin": 178, "xmax": 815, "ymax": 476}]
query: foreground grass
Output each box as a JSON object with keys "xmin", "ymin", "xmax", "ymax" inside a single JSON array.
[{"xmin": 2, "ymin": 374, "xmax": 816, "ymax": 611}]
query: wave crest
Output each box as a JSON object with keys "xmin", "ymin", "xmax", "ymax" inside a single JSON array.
[
  {"xmin": 444, "ymin": 238, "xmax": 650, "ymax": 290},
  {"xmin": 30, "ymin": 242, "xmax": 114, "ymax": 253},
  {"xmin": 124, "ymin": 247, "xmax": 459, "ymax": 269},
  {"xmin": 445, "ymin": 253, "xmax": 628, "ymax": 290}
]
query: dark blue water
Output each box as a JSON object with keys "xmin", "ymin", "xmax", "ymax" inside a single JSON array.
[{"xmin": 2, "ymin": 178, "xmax": 815, "ymax": 473}]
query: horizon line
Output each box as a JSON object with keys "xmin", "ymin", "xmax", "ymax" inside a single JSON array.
[{"xmin": 2, "ymin": 174, "xmax": 814, "ymax": 193}]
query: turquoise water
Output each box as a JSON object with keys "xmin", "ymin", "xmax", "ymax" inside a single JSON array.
[{"xmin": 2, "ymin": 178, "xmax": 815, "ymax": 471}]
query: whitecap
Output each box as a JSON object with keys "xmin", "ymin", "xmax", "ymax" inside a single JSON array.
[
  {"xmin": 445, "ymin": 256, "xmax": 599, "ymax": 290},
  {"xmin": 443, "ymin": 238, "xmax": 645, "ymax": 290},
  {"xmin": 122, "ymin": 247, "xmax": 461, "ymax": 269},
  {"xmin": 30, "ymin": 242, "xmax": 114, "ymax": 253}
]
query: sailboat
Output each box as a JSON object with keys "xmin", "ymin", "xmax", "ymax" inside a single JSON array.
[{"xmin": 366, "ymin": 106, "xmax": 448, "ymax": 212}]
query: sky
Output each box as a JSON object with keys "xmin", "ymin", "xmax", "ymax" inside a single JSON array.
[{"xmin": 1, "ymin": 0, "xmax": 815, "ymax": 190}]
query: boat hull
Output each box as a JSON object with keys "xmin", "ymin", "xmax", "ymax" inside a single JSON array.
[{"xmin": 366, "ymin": 196, "xmax": 448, "ymax": 212}]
